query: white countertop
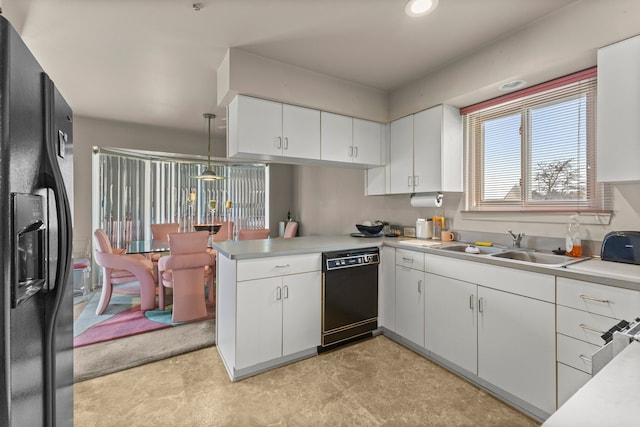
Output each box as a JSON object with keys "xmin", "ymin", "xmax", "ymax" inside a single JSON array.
[
  {"xmin": 543, "ymin": 340, "xmax": 640, "ymax": 427},
  {"xmin": 212, "ymin": 235, "xmax": 640, "ymax": 290},
  {"xmin": 211, "ymin": 235, "xmax": 388, "ymax": 259}
]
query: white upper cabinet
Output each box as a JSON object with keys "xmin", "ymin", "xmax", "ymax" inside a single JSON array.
[
  {"xmin": 228, "ymin": 95, "xmax": 320, "ymax": 162},
  {"xmin": 320, "ymin": 112, "xmax": 353, "ymax": 162},
  {"xmin": 321, "ymin": 112, "xmax": 383, "ymax": 166},
  {"xmin": 353, "ymin": 118, "xmax": 383, "ymax": 166},
  {"xmin": 597, "ymin": 35, "xmax": 640, "ymax": 182},
  {"xmin": 414, "ymin": 105, "xmax": 462, "ymax": 193},
  {"xmin": 388, "ymin": 105, "xmax": 462, "ymax": 195},
  {"xmin": 389, "ymin": 115, "xmax": 414, "ymax": 194}
]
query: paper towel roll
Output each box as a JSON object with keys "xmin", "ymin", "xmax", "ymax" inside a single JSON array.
[{"xmin": 410, "ymin": 193, "xmax": 443, "ymax": 208}]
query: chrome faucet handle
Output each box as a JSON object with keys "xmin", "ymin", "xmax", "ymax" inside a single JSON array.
[{"xmin": 507, "ymin": 230, "xmax": 525, "ymax": 247}]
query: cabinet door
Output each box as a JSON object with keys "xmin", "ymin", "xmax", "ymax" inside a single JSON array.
[
  {"xmin": 320, "ymin": 112, "xmax": 353, "ymax": 163},
  {"xmin": 283, "ymin": 104, "xmax": 320, "ymax": 160},
  {"xmin": 425, "ymin": 273, "xmax": 477, "ymax": 374},
  {"xmin": 236, "ymin": 277, "xmax": 283, "ymax": 369},
  {"xmin": 413, "ymin": 106, "xmax": 442, "ymax": 192},
  {"xmin": 389, "ymin": 115, "xmax": 414, "ymax": 194},
  {"xmin": 235, "ymin": 96, "xmax": 283, "ymax": 157},
  {"xmin": 282, "ymin": 271, "xmax": 321, "ymax": 356},
  {"xmin": 477, "ymin": 286, "xmax": 556, "ymax": 415},
  {"xmin": 353, "ymin": 118, "xmax": 382, "ymax": 166},
  {"xmin": 597, "ymin": 35, "xmax": 640, "ymax": 182},
  {"xmin": 395, "ymin": 266, "xmax": 424, "ymax": 346},
  {"xmin": 379, "ymin": 247, "xmax": 396, "ymax": 332}
]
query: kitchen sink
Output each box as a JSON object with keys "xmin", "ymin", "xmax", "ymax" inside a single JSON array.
[
  {"xmin": 438, "ymin": 244, "xmax": 505, "ymax": 255},
  {"xmin": 489, "ymin": 250, "xmax": 586, "ymax": 267}
]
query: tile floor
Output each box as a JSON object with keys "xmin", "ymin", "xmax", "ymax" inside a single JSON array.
[{"xmin": 73, "ymin": 336, "xmax": 540, "ymax": 426}]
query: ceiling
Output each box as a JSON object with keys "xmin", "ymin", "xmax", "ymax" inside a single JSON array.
[{"xmin": 3, "ymin": 0, "xmax": 580, "ymax": 133}]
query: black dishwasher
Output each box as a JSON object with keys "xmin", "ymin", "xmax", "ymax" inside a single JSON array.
[{"xmin": 321, "ymin": 247, "xmax": 379, "ymax": 348}]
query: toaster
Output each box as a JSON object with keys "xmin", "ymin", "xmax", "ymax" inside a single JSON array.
[{"xmin": 601, "ymin": 231, "xmax": 640, "ymax": 265}]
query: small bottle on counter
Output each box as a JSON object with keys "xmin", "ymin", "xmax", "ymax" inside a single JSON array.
[{"xmin": 566, "ymin": 214, "xmax": 582, "ymax": 257}]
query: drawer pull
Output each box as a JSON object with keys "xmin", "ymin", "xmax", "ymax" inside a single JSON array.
[
  {"xmin": 579, "ymin": 323, "xmax": 605, "ymax": 334},
  {"xmin": 275, "ymin": 264, "xmax": 290, "ymax": 269},
  {"xmin": 579, "ymin": 294, "xmax": 610, "ymax": 304},
  {"xmin": 402, "ymin": 257, "xmax": 414, "ymax": 263},
  {"xmin": 578, "ymin": 354, "xmax": 592, "ymax": 363}
]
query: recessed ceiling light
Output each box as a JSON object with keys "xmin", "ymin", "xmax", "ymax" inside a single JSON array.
[
  {"xmin": 405, "ymin": 0, "xmax": 439, "ymax": 17},
  {"xmin": 498, "ymin": 80, "xmax": 528, "ymax": 92}
]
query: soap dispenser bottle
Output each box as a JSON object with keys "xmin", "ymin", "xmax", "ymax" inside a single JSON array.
[{"xmin": 565, "ymin": 214, "xmax": 582, "ymax": 257}]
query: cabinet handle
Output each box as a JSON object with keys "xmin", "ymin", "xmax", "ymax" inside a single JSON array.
[
  {"xmin": 478, "ymin": 297, "xmax": 484, "ymax": 313},
  {"xmin": 579, "ymin": 323, "xmax": 605, "ymax": 334},
  {"xmin": 418, "ymin": 280, "xmax": 422, "ymax": 294},
  {"xmin": 578, "ymin": 354, "xmax": 592, "ymax": 363},
  {"xmin": 469, "ymin": 295, "xmax": 474, "ymax": 310},
  {"xmin": 276, "ymin": 137, "xmax": 282, "ymax": 149},
  {"xmin": 408, "ymin": 176, "xmax": 413, "ymax": 187},
  {"xmin": 283, "ymin": 285, "xmax": 289, "ymax": 299},
  {"xmin": 354, "ymin": 146, "xmax": 358, "ymax": 158},
  {"xmin": 413, "ymin": 175, "xmax": 419, "ymax": 187},
  {"xmin": 580, "ymin": 294, "xmax": 610, "ymax": 304},
  {"xmin": 275, "ymin": 264, "xmax": 290, "ymax": 269},
  {"xmin": 402, "ymin": 257, "xmax": 414, "ymax": 263},
  {"xmin": 276, "ymin": 286, "xmax": 282, "ymax": 301},
  {"xmin": 348, "ymin": 146, "xmax": 353, "ymax": 157},
  {"xmin": 283, "ymin": 137, "xmax": 289, "ymax": 150}
]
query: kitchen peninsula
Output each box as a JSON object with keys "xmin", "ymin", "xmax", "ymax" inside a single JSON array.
[{"xmin": 212, "ymin": 235, "xmax": 640, "ymax": 423}]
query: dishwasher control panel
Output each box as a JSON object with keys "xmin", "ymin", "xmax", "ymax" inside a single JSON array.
[{"xmin": 324, "ymin": 248, "xmax": 379, "ymax": 271}]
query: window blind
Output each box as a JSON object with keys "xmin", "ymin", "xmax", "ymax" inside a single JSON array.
[{"xmin": 463, "ymin": 68, "xmax": 611, "ymax": 212}]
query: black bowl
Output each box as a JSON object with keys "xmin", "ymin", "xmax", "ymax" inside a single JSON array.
[
  {"xmin": 194, "ymin": 224, "xmax": 222, "ymax": 234},
  {"xmin": 356, "ymin": 224, "xmax": 384, "ymax": 236}
]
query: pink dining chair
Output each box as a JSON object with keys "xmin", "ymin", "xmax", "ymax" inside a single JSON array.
[
  {"xmin": 157, "ymin": 231, "xmax": 215, "ymax": 322},
  {"xmin": 212, "ymin": 221, "xmax": 234, "ymax": 242},
  {"xmin": 149, "ymin": 222, "xmax": 179, "ymax": 262},
  {"xmin": 151, "ymin": 222, "xmax": 179, "ymax": 241},
  {"xmin": 238, "ymin": 228, "xmax": 270, "ymax": 240},
  {"xmin": 93, "ymin": 229, "xmax": 157, "ymax": 315},
  {"xmin": 283, "ymin": 221, "xmax": 298, "ymax": 238}
]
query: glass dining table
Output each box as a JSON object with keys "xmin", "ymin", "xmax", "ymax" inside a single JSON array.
[{"xmin": 127, "ymin": 240, "xmax": 171, "ymax": 255}]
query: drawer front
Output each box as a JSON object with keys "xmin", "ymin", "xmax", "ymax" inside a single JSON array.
[
  {"xmin": 557, "ymin": 305, "xmax": 619, "ymax": 346},
  {"xmin": 396, "ymin": 249, "xmax": 425, "ymax": 271},
  {"xmin": 237, "ymin": 253, "xmax": 321, "ymax": 281},
  {"xmin": 557, "ymin": 333, "xmax": 600, "ymax": 373},
  {"xmin": 425, "ymin": 254, "xmax": 555, "ymax": 302},
  {"xmin": 557, "ymin": 277, "xmax": 640, "ymax": 320},
  {"xmin": 557, "ymin": 363, "xmax": 591, "ymax": 408}
]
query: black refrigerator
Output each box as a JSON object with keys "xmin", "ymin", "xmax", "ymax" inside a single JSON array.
[{"xmin": 0, "ymin": 16, "xmax": 74, "ymax": 427}]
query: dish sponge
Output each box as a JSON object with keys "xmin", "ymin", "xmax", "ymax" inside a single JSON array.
[{"xmin": 475, "ymin": 241, "xmax": 493, "ymax": 247}]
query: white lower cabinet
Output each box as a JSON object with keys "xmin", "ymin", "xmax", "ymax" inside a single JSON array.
[
  {"xmin": 425, "ymin": 273, "xmax": 477, "ymax": 374},
  {"xmin": 378, "ymin": 246, "xmax": 396, "ymax": 332},
  {"xmin": 236, "ymin": 271, "xmax": 321, "ymax": 369},
  {"xmin": 216, "ymin": 252, "xmax": 321, "ymax": 380},
  {"xmin": 395, "ymin": 266, "xmax": 424, "ymax": 346},
  {"xmin": 424, "ymin": 254, "xmax": 556, "ymax": 417},
  {"xmin": 555, "ymin": 276, "xmax": 640, "ymax": 405},
  {"xmin": 477, "ymin": 286, "xmax": 556, "ymax": 415}
]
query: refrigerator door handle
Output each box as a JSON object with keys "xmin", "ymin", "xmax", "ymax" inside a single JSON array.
[{"xmin": 41, "ymin": 72, "xmax": 73, "ymax": 427}]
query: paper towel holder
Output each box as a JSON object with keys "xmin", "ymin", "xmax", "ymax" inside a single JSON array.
[{"xmin": 410, "ymin": 192, "xmax": 443, "ymax": 208}]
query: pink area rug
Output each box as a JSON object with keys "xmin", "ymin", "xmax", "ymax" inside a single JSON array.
[
  {"xmin": 74, "ymin": 306, "xmax": 170, "ymax": 347},
  {"xmin": 73, "ymin": 304, "xmax": 215, "ymax": 348}
]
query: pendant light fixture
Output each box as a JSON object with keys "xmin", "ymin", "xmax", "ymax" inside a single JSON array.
[{"xmin": 194, "ymin": 113, "xmax": 224, "ymax": 180}]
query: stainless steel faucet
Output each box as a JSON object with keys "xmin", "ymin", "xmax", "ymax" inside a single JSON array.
[{"xmin": 508, "ymin": 230, "xmax": 525, "ymax": 248}]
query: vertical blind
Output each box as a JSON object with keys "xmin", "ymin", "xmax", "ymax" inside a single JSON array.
[
  {"xmin": 95, "ymin": 149, "xmax": 267, "ymax": 248},
  {"xmin": 463, "ymin": 68, "xmax": 611, "ymax": 212}
]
